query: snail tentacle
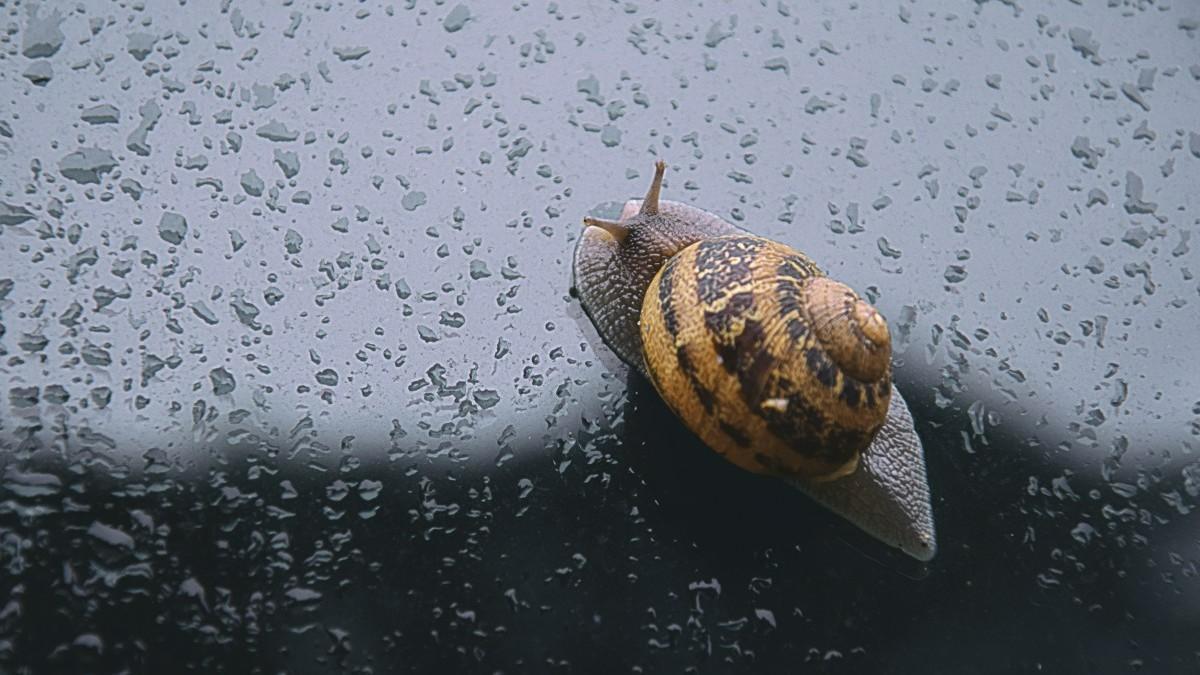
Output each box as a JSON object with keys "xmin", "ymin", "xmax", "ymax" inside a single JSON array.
[
  {"xmin": 582, "ymin": 216, "xmax": 630, "ymax": 243},
  {"xmin": 639, "ymin": 160, "xmax": 666, "ymax": 216}
]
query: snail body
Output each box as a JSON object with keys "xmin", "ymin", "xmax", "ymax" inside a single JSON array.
[{"xmin": 573, "ymin": 161, "xmax": 936, "ymax": 561}]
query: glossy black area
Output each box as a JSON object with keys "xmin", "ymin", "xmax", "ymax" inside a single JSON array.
[{"xmin": 1, "ymin": 1, "xmax": 1197, "ymax": 673}]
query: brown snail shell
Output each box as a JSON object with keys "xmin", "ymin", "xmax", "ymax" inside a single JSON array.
[{"xmin": 639, "ymin": 234, "xmax": 892, "ymax": 481}]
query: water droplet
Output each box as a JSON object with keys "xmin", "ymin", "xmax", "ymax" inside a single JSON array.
[
  {"xmin": 59, "ymin": 148, "xmax": 118, "ymax": 184},
  {"xmin": 209, "ymin": 367, "xmax": 236, "ymax": 395},
  {"xmin": 158, "ymin": 212, "xmax": 188, "ymax": 245},
  {"xmin": 443, "ymin": 4, "xmax": 472, "ymax": 33}
]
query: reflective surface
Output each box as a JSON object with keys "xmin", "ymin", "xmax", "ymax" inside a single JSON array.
[{"xmin": 1, "ymin": 1, "xmax": 1197, "ymax": 672}]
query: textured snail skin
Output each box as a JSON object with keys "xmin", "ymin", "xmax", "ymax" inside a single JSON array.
[{"xmin": 572, "ymin": 162, "xmax": 936, "ymax": 561}]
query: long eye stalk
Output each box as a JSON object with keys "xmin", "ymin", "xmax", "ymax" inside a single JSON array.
[{"xmin": 640, "ymin": 160, "xmax": 666, "ymax": 216}]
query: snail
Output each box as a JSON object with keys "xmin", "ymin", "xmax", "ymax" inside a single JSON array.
[{"xmin": 572, "ymin": 161, "xmax": 936, "ymax": 561}]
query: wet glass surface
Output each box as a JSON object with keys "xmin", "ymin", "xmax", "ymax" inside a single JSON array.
[{"xmin": 1, "ymin": 1, "xmax": 1197, "ymax": 672}]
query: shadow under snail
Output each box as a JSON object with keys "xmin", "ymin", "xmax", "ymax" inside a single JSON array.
[{"xmin": 572, "ymin": 161, "xmax": 936, "ymax": 561}]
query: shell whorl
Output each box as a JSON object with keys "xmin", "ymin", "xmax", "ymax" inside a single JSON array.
[
  {"xmin": 639, "ymin": 235, "xmax": 893, "ymax": 481},
  {"xmin": 805, "ymin": 277, "xmax": 891, "ymax": 384}
]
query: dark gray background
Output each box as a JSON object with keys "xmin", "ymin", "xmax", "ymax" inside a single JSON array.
[{"xmin": 0, "ymin": 0, "xmax": 1196, "ymax": 672}]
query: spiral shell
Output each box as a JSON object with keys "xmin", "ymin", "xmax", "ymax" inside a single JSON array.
[{"xmin": 639, "ymin": 234, "xmax": 892, "ymax": 480}]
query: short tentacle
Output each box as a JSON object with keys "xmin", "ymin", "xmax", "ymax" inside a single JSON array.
[{"xmin": 582, "ymin": 216, "xmax": 630, "ymax": 243}]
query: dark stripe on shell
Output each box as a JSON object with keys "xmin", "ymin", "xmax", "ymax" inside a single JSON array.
[
  {"xmin": 839, "ymin": 378, "xmax": 862, "ymax": 408},
  {"xmin": 658, "ymin": 253, "xmax": 680, "ymax": 336},
  {"xmin": 763, "ymin": 389, "xmax": 858, "ymax": 465},
  {"xmin": 713, "ymin": 341, "xmax": 737, "ymax": 375},
  {"xmin": 821, "ymin": 425, "xmax": 875, "ymax": 462},
  {"xmin": 661, "ymin": 251, "xmax": 723, "ymax": 419},
  {"xmin": 805, "ymin": 347, "xmax": 838, "ymax": 389},
  {"xmin": 786, "ymin": 317, "xmax": 808, "ymax": 341},
  {"xmin": 703, "ymin": 291, "xmax": 754, "ymax": 342},
  {"xmin": 704, "ymin": 291, "xmax": 755, "ymax": 374},
  {"xmin": 753, "ymin": 452, "xmax": 781, "ymax": 473},
  {"xmin": 695, "ymin": 237, "xmax": 762, "ymax": 305},
  {"xmin": 675, "ymin": 345, "xmax": 715, "ymax": 414},
  {"xmin": 774, "ymin": 260, "xmax": 818, "ymax": 344},
  {"xmin": 719, "ymin": 420, "xmax": 752, "ymax": 447},
  {"xmin": 775, "ymin": 258, "xmax": 818, "ymax": 281},
  {"xmin": 733, "ymin": 319, "xmax": 774, "ymax": 405},
  {"xmin": 869, "ymin": 378, "xmax": 890, "ymax": 409}
]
